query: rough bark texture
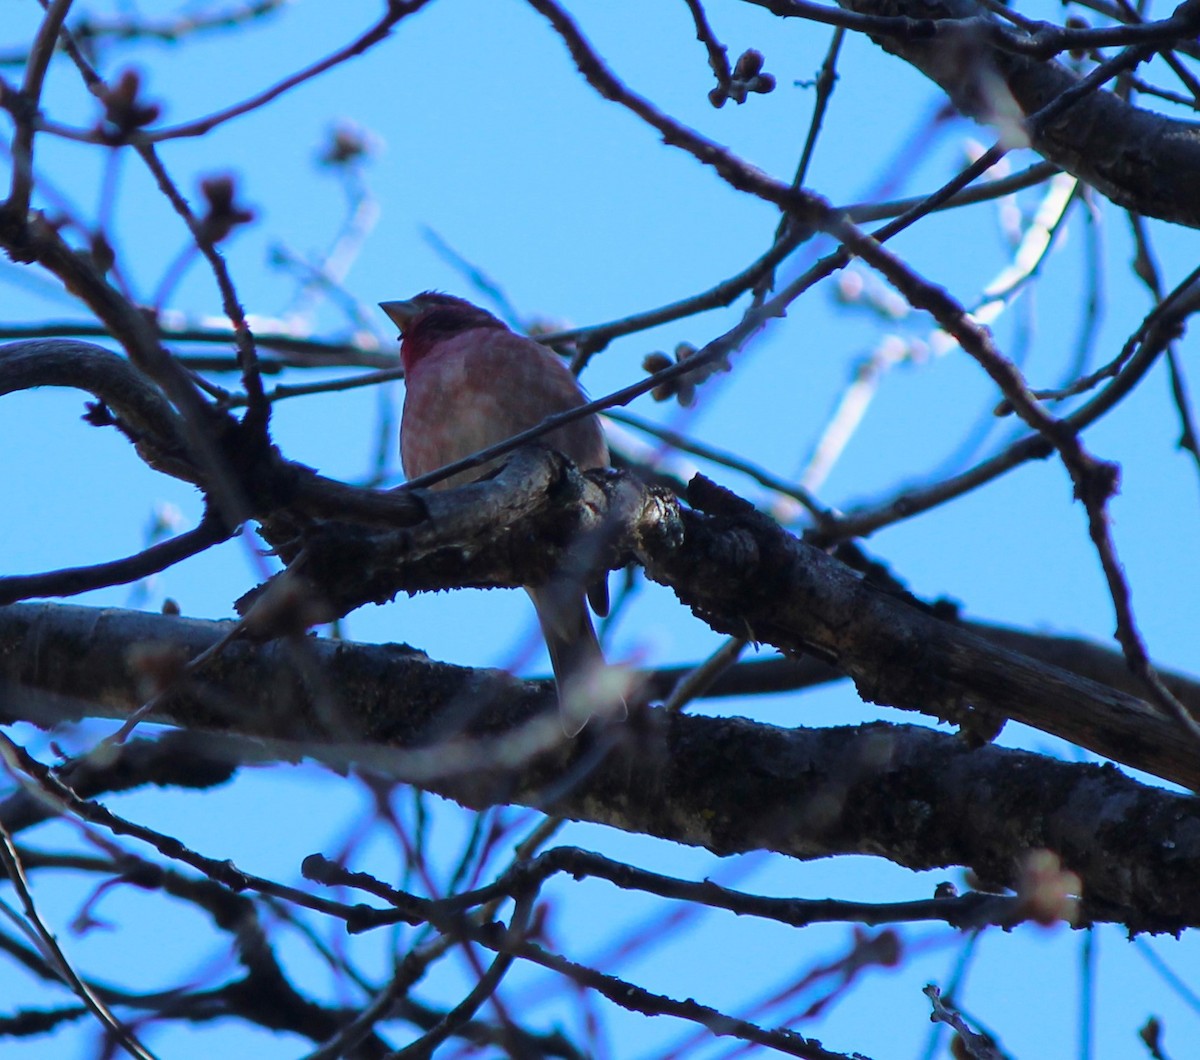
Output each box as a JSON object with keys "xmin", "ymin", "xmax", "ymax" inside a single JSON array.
[
  {"xmin": 627, "ymin": 477, "xmax": 1200, "ymax": 791},
  {"xmin": 1, "ymin": 601, "xmax": 1197, "ymax": 934},
  {"xmin": 3, "ymin": 340, "xmax": 1199, "ymax": 938},
  {"xmin": 830, "ymin": 0, "xmax": 1200, "ymax": 227}
]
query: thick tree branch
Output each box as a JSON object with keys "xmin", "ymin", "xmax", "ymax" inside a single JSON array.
[
  {"xmin": 272, "ymin": 456, "xmax": 1200, "ymax": 791},
  {"xmin": 633, "ymin": 475, "xmax": 1200, "ymax": 790},
  {"xmin": 1, "ymin": 337, "xmax": 1193, "ymax": 793},
  {"xmin": 825, "ymin": 0, "xmax": 1200, "ymax": 227},
  {"xmin": 645, "ymin": 621, "xmax": 1200, "ymax": 713},
  {"xmin": 0, "ymin": 339, "xmax": 195, "ymax": 480},
  {"xmin": 0, "ymin": 600, "xmax": 1196, "ymax": 933}
]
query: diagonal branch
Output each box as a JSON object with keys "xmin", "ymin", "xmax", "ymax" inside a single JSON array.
[{"xmin": 826, "ymin": 0, "xmax": 1200, "ymax": 227}]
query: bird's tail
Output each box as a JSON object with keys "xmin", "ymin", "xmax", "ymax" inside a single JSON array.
[{"xmin": 526, "ymin": 583, "xmax": 626, "ymax": 735}]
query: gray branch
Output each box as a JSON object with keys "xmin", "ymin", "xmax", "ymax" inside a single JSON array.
[
  {"xmin": 0, "ymin": 600, "xmax": 1197, "ymax": 933},
  {"xmin": 826, "ymin": 0, "xmax": 1200, "ymax": 228}
]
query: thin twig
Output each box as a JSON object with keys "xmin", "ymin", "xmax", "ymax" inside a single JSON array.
[
  {"xmin": 923, "ymin": 985, "xmax": 1007, "ymax": 1060},
  {"xmin": 119, "ymin": 4, "xmax": 431, "ymax": 143},
  {"xmin": 0, "ymin": 733, "xmax": 368, "ymax": 924},
  {"xmin": 5, "ymin": 0, "xmax": 74, "ymax": 222},
  {"xmin": 1127, "ymin": 213, "xmax": 1200, "ymax": 477},
  {"xmin": 681, "ymin": 0, "xmax": 732, "ymax": 84},
  {"xmin": 605, "ymin": 408, "xmax": 828, "ymax": 518},
  {"xmin": 832, "ymin": 214, "xmax": 1200, "ymax": 748},
  {"xmin": 392, "ymin": 895, "xmax": 531, "ymax": 1059},
  {"xmin": 0, "ymin": 818, "xmax": 160, "ymax": 1060},
  {"xmin": 662, "ymin": 636, "xmax": 748, "ymax": 712},
  {"xmin": 0, "ymin": 510, "xmax": 232, "ymax": 605}
]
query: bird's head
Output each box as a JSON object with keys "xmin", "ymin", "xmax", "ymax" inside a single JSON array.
[{"xmin": 380, "ymin": 292, "xmax": 505, "ymax": 371}]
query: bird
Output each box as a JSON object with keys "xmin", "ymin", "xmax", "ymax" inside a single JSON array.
[{"xmin": 381, "ymin": 291, "xmax": 619, "ymax": 733}]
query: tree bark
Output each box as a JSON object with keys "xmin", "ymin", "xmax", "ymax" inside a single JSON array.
[
  {"xmin": 2, "ymin": 600, "xmax": 1197, "ymax": 933},
  {"xmin": 817, "ymin": 0, "xmax": 1200, "ymax": 227}
]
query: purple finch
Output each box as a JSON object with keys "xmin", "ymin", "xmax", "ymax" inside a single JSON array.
[{"xmin": 381, "ymin": 292, "xmax": 616, "ymax": 732}]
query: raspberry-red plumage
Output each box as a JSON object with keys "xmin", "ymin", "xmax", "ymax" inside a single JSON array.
[{"xmin": 385, "ymin": 292, "xmax": 616, "ymax": 732}]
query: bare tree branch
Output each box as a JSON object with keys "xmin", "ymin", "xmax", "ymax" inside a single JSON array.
[
  {"xmin": 824, "ymin": 0, "xmax": 1200, "ymax": 227},
  {"xmin": 1, "ymin": 598, "xmax": 1197, "ymax": 932}
]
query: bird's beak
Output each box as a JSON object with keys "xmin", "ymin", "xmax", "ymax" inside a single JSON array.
[{"xmin": 379, "ymin": 299, "xmax": 419, "ymax": 333}]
